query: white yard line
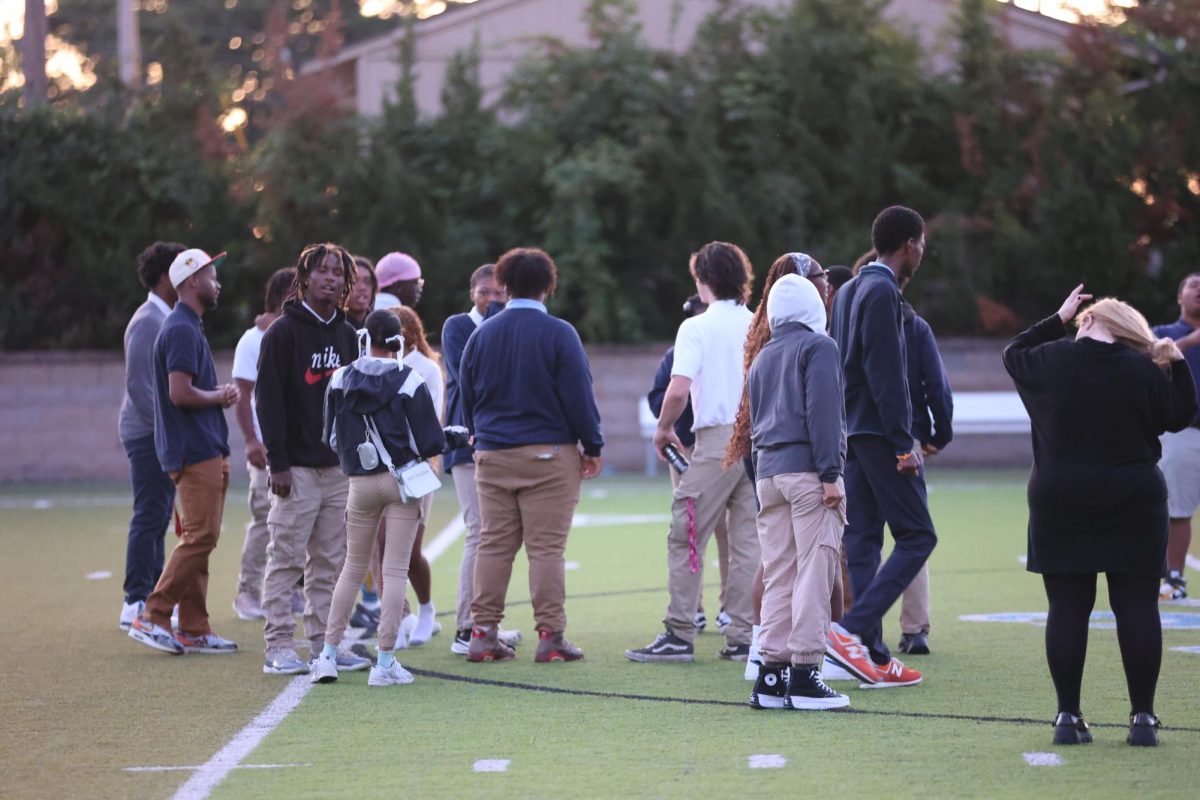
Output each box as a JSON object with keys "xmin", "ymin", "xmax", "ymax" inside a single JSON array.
[
  {"xmin": 473, "ymin": 759, "xmax": 511, "ymax": 773},
  {"xmin": 1023, "ymin": 752, "xmax": 1062, "ymax": 767},
  {"xmin": 748, "ymin": 754, "xmax": 788, "ymax": 769},
  {"xmin": 125, "ymin": 764, "xmax": 310, "ymax": 774},
  {"xmin": 423, "ymin": 512, "xmax": 466, "ymax": 562}
]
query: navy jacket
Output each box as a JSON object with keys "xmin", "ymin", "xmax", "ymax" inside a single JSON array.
[
  {"xmin": 903, "ymin": 303, "xmax": 953, "ymax": 450},
  {"xmin": 647, "ymin": 347, "xmax": 695, "ymax": 449},
  {"xmin": 441, "ymin": 311, "xmax": 478, "ymax": 472},
  {"xmin": 460, "ymin": 302, "xmax": 604, "ymax": 456},
  {"xmin": 829, "ymin": 263, "xmax": 913, "ymax": 455}
]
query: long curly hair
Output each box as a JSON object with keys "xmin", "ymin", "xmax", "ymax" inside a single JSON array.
[{"xmin": 723, "ymin": 254, "xmax": 808, "ymax": 468}]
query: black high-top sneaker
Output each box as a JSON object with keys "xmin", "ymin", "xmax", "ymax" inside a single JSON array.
[
  {"xmin": 1052, "ymin": 712, "xmax": 1093, "ymax": 745},
  {"xmin": 786, "ymin": 664, "xmax": 851, "ymax": 710},
  {"xmin": 749, "ymin": 662, "xmax": 789, "ymax": 709},
  {"xmin": 1127, "ymin": 712, "xmax": 1161, "ymax": 747}
]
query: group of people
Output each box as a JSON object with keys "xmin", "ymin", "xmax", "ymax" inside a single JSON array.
[{"xmin": 115, "ymin": 204, "xmax": 1196, "ymax": 746}]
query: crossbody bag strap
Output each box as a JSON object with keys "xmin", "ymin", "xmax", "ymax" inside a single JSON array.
[{"xmin": 363, "ymin": 415, "xmax": 396, "ymax": 472}]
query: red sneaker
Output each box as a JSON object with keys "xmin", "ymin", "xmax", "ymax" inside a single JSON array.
[
  {"xmin": 534, "ymin": 630, "xmax": 584, "ymax": 662},
  {"xmin": 825, "ymin": 623, "xmax": 881, "ymax": 684},
  {"xmin": 858, "ymin": 657, "xmax": 922, "ymax": 689},
  {"xmin": 466, "ymin": 626, "xmax": 515, "ymax": 662}
]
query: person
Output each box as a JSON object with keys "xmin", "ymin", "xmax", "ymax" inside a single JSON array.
[
  {"xmin": 256, "ymin": 243, "xmax": 371, "ymax": 676},
  {"xmin": 230, "ymin": 267, "xmax": 296, "ymax": 621},
  {"xmin": 896, "ymin": 280, "xmax": 953, "ymax": 655},
  {"xmin": 344, "ymin": 256, "xmax": 377, "ymax": 329},
  {"xmin": 1003, "ymin": 286, "xmax": 1196, "ymax": 747},
  {"xmin": 460, "ymin": 247, "xmax": 604, "ymax": 663},
  {"xmin": 117, "ymin": 241, "xmax": 184, "ymax": 631},
  {"xmin": 1151, "ymin": 272, "xmax": 1200, "ymax": 601},
  {"xmin": 827, "ymin": 266, "xmax": 853, "ymax": 302},
  {"xmin": 376, "ymin": 252, "xmax": 423, "ymax": 308},
  {"xmin": 826, "ymin": 206, "xmax": 931, "ymax": 688},
  {"xmin": 441, "ymin": 264, "xmax": 522, "ymax": 654},
  {"xmin": 626, "ymin": 241, "xmax": 760, "ymax": 663},
  {"xmin": 313, "ymin": 310, "xmax": 453, "ymax": 686},
  {"xmin": 648, "ymin": 294, "xmax": 730, "ymax": 634},
  {"xmin": 128, "ymin": 247, "xmax": 239, "ymax": 655},
  {"xmin": 746, "ymin": 274, "xmax": 850, "ymax": 710}
]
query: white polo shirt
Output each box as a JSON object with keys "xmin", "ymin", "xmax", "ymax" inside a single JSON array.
[{"xmin": 670, "ymin": 299, "xmax": 753, "ymax": 431}]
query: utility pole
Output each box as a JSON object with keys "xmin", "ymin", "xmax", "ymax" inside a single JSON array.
[
  {"xmin": 21, "ymin": 0, "xmax": 48, "ymax": 107},
  {"xmin": 116, "ymin": 0, "xmax": 141, "ymax": 88}
]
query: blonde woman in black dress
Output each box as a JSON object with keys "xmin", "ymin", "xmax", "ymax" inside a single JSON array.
[{"xmin": 1004, "ymin": 284, "xmax": 1197, "ymax": 747}]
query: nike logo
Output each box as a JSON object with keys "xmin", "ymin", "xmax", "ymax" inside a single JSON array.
[{"xmin": 304, "ymin": 368, "xmax": 336, "ymax": 385}]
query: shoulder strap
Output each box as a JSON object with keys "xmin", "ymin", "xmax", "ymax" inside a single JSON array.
[{"xmin": 363, "ymin": 412, "xmax": 422, "ymax": 470}]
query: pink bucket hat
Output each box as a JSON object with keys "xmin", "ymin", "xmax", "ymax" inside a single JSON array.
[{"xmin": 376, "ymin": 252, "xmax": 421, "ymax": 288}]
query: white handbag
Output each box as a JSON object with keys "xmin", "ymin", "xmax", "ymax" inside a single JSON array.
[{"xmin": 363, "ymin": 414, "xmax": 441, "ymax": 501}]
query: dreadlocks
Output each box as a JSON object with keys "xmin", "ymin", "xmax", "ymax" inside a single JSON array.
[{"xmin": 288, "ymin": 242, "xmax": 357, "ymax": 305}]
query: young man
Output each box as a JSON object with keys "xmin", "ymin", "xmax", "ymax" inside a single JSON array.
[
  {"xmin": 626, "ymin": 241, "xmax": 760, "ymax": 663},
  {"xmin": 826, "ymin": 206, "xmax": 933, "ymax": 687},
  {"xmin": 460, "ymin": 248, "xmax": 603, "ymax": 663},
  {"xmin": 375, "ymin": 251, "xmax": 423, "ymax": 308},
  {"xmin": 1153, "ymin": 272, "xmax": 1200, "ymax": 600},
  {"xmin": 128, "ymin": 248, "xmax": 240, "ymax": 655},
  {"xmin": 117, "ymin": 241, "xmax": 184, "ymax": 630},
  {"xmin": 256, "ymin": 243, "xmax": 370, "ymax": 675},
  {"xmin": 230, "ymin": 267, "xmax": 296, "ymax": 621},
  {"xmin": 441, "ymin": 263, "xmax": 522, "ymax": 654}
]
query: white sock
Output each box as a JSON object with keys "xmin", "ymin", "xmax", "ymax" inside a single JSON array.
[{"xmin": 411, "ymin": 602, "xmax": 436, "ymax": 644}]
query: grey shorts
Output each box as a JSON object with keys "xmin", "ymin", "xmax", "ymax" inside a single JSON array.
[{"xmin": 1159, "ymin": 427, "xmax": 1200, "ymax": 519}]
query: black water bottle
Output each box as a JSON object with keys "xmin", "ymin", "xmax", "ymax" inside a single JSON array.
[{"xmin": 663, "ymin": 444, "xmax": 689, "ymax": 474}]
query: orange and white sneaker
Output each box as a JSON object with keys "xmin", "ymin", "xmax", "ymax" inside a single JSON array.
[
  {"xmin": 859, "ymin": 657, "xmax": 922, "ymax": 689},
  {"xmin": 825, "ymin": 623, "xmax": 881, "ymax": 685}
]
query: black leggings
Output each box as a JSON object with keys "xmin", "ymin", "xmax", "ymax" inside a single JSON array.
[{"xmin": 1042, "ymin": 572, "xmax": 1161, "ymax": 716}]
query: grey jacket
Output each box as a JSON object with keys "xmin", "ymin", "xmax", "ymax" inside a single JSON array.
[
  {"xmin": 748, "ymin": 321, "xmax": 847, "ymax": 483},
  {"xmin": 118, "ymin": 297, "xmax": 168, "ymax": 443}
]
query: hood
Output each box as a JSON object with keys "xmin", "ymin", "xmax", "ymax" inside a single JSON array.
[
  {"xmin": 341, "ymin": 357, "xmax": 406, "ymax": 415},
  {"xmin": 767, "ymin": 274, "xmax": 826, "ymax": 333},
  {"xmin": 283, "ymin": 299, "xmax": 346, "ymax": 328}
]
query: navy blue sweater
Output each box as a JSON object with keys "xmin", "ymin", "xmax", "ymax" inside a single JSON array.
[
  {"xmin": 440, "ymin": 311, "xmax": 478, "ymax": 472},
  {"xmin": 829, "ymin": 264, "xmax": 913, "ymax": 455},
  {"xmin": 903, "ymin": 303, "xmax": 953, "ymax": 450},
  {"xmin": 647, "ymin": 347, "xmax": 695, "ymax": 448},
  {"xmin": 460, "ymin": 302, "xmax": 604, "ymax": 456}
]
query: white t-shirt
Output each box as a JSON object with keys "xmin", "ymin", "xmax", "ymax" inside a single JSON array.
[
  {"xmin": 232, "ymin": 325, "xmax": 265, "ymax": 441},
  {"xmin": 671, "ymin": 299, "xmax": 753, "ymax": 430},
  {"xmin": 403, "ymin": 350, "xmax": 445, "ymax": 424}
]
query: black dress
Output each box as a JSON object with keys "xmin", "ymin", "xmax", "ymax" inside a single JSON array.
[{"xmin": 1003, "ymin": 315, "xmax": 1198, "ymax": 576}]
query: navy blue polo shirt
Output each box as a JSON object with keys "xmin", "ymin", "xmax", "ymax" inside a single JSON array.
[
  {"xmin": 153, "ymin": 303, "xmax": 230, "ymax": 472},
  {"xmin": 1153, "ymin": 318, "xmax": 1200, "ymax": 427}
]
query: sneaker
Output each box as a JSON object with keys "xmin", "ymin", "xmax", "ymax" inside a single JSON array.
[
  {"xmin": 175, "ymin": 631, "xmax": 238, "ymax": 654},
  {"xmin": 307, "ymin": 645, "xmax": 372, "ymax": 673},
  {"xmin": 744, "ymin": 624, "xmax": 762, "ymax": 682},
  {"xmin": 1159, "ymin": 572, "xmax": 1188, "ymax": 601},
  {"xmin": 825, "ymin": 623, "xmax": 881, "ymax": 684},
  {"xmin": 394, "ymin": 613, "xmax": 418, "ymax": 650},
  {"xmin": 748, "ymin": 662, "xmax": 789, "ymax": 709},
  {"xmin": 466, "ymin": 626, "xmax": 516, "ymax": 662},
  {"xmin": 718, "ymin": 643, "xmax": 751, "ymax": 661},
  {"xmin": 859, "ymin": 657, "xmax": 922, "ymax": 689},
  {"xmin": 498, "ymin": 627, "xmax": 523, "ymax": 647},
  {"xmin": 897, "ymin": 632, "xmax": 930, "ymax": 655},
  {"xmin": 345, "ymin": 603, "xmax": 379, "ymax": 641},
  {"xmin": 368, "ymin": 660, "xmax": 414, "ymax": 687},
  {"xmin": 716, "ymin": 609, "xmax": 732, "ymax": 633},
  {"xmin": 820, "ymin": 658, "xmax": 857, "ymax": 682},
  {"xmin": 291, "ymin": 588, "xmax": 305, "ymax": 615},
  {"xmin": 232, "ymin": 591, "xmax": 264, "ymax": 621},
  {"xmin": 787, "ymin": 664, "xmax": 851, "ymax": 710},
  {"xmin": 1052, "ymin": 711, "xmax": 1093, "ymax": 745},
  {"xmin": 119, "ymin": 600, "xmax": 144, "ymax": 631},
  {"xmin": 624, "ymin": 629, "xmax": 694, "ymax": 663},
  {"xmin": 1127, "ymin": 711, "xmax": 1161, "ymax": 747},
  {"xmin": 263, "ymin": 647, "xmax": 309, "ymax": 675},
  {"xmin": 694, "ymin": 609, "xmax": 707, "ymax": 633},
  {"xmin": 534, "ymin": 630, "xmax": 584, "ymax": 662},
  {"xmin": 451, "ymin": 628, "xmax": 471, "ymax": 655},
  {"xmin": 310, "ymin": 655, "xmax": 339, "ymax": 684},
  {"xmin": 128, "ymin": 615, "xmax": 184, "ymax": 655}
]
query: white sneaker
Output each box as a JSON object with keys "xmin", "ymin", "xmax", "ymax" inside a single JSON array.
[
  {"xmin": 498, "ymin": 627, "xmax": 523, "ymax": 647},
  {"xmin": 744, "ymin": 624, "xmax": 762, "ymax": 682},
  {"xmin": 310, "ymin": 656, "xmax": 339, "ymax": 684},
  {"xmin": 394, "ymin": 613, "xmax": 418, "ymax": 650},
  {"xmin": 368, "ymin": 661, "xmax": 414, "ymax": 687},
  {"xmin": 119, "ymin": 600, "xmax": 144, "ymax": 631},
  {"xmin": 820, "ymin": 657, "xmax": 857, "ymax": 682}
]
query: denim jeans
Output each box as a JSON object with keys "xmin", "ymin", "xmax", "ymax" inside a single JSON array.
[{"xmin": 122, "ymin": 434, "xmax": 176, "ymax": 604}]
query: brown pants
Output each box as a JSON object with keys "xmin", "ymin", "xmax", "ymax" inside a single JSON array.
[
  {"xmin": 145, "ymin": 456, "xmax": 230, "ymax": 634},
  {"xmin": 664, "ymin": 425, "xmax": 759, "ymax": 645},
  {"xmin": 326, "ymin": 473, "xmax": 422, "ymax": 652},
  {"xmin": 471, "ymin": 445, "xmax": 582, "ymax": 633},
  {"xmin": 755, "ymin": 473, "xmax": 844, "ymax": 665},
  {"xmin": 671, "ymin": 447, "xmax": 729, "ymax": 612}
]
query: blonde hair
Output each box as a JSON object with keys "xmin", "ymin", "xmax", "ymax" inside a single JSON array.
[
  {"xmin": 1077, "ymin": 298, "xmax": 1181, "ymax": 368},
  {"xmin": 393, "ymin": 306, "xmax": 438, "ymax": 362}
]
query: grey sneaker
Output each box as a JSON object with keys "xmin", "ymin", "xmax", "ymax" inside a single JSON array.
[
  {"xmin": 263, "ymin": 647, "xmax": 309, "ymax": 675},
  {"xmin": 232, "ymin": 591, "xmax": 264, "ymax": 621},
  {"xmin": 368, "ymin": 661, "xmax": 414, "ymax": 686}
]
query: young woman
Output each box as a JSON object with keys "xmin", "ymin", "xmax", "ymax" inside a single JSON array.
[
  {"xmin": 315, "ymin": 310, "xmax": 449, "ymax": 686},
  {"xmin": 1004, "ymin": 285, "xmax": 1197, "ymax": 746},
  {"xmin": 344, "ymin": 256, "xmax": 378, "ymax": 329}
]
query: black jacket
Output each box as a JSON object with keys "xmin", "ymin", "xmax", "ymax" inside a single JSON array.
[{"xmin": 323, "ymin": 356, "xmax": 446, "ymax": 478}]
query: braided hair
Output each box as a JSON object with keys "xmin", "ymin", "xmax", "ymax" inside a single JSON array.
[{"xmin": 288, "ymin": 243, "xmax": 357, "ymax": 305}]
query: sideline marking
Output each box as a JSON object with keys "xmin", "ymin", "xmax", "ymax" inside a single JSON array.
[
  {"xmin": 124, "ymin": 764, "xmax": 310, "ymax": 773},
  {"xmin": 86, "ymin": 570, "xmax": 113, "ymax": 580},
  {"xmin": 473, "ymin": 759, "xmax": 511, "ymax": 773},
  {"xmin": 424, "ymin": 513, "xmax": 466, "ymax": 562},
  {"xmin": 1023, "ymin": 752, "xmax": 1062, "ymax": 767},
  {"xmin": 1171, "ymin": 645, "xmax": 1200, "ymax": 654},
  {"xmin": 960, "ymin": 611, "xmax": 1200, "ymax": 630},
  {"xmin": 748, "ymin": 754, "xmax": 787, "ymax": 769}
]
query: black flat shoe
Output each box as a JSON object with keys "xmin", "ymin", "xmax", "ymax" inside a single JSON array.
[
  {"xmin": 897, "ymin": 633, "xmax": 930, "ymax": 655},
  {"xmin": 1127, "ymin": 712, "xmax": 1161, "ymax": 747},
  {"xmin": 1052, "ymin": 711, "xmax": 1093, "ymax": 745}
]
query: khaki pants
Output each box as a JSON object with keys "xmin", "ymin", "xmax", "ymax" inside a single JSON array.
[
  {"xmin": 664, "ymin": 425, "xmax": 759, "ymax": 645},
  {"xmin": 263, "ymin": 465, "xmax": 348, "ymax": 653},
  {"xmin": 145, "ymin": 456, "xmax": 230, "ymax": 634},
  {"xmin": 452, "ymin": 464, "xmax": 484, "ymax": 631},
  {"xmin": 471, "ymin": 445, "xmax": 582, "ymax": 633},
  {"xmin": 326, "ymin": 473, "xmax": 422, "ymax": 652},
  {"xmin": 236, "ymin": 462, "xmax": 271, "ymax": 599},
  {"xmin": 671, "ymin": 447, "xmax": 729, "ymax": 612},
  {"xmin": 755, "ymin": 473, "xmax": 844, "ymax": 664},
  {"xmin": 900, "ymin": 563, "xmax": 931, "ymax": 635}
]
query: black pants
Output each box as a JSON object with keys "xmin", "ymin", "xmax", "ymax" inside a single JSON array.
[
  {"xmin": 123, "ymin": 434, "xmax": 175, "ymax": 604},
  {"xmin": 1042, "ymin": 572, "xmax": 1161, "ymax": 716}
]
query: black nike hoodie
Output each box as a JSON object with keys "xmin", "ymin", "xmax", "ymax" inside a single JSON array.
[{"xmin": 256, "ymin": 300, "xmax": 358, "ymax": 472}]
